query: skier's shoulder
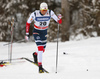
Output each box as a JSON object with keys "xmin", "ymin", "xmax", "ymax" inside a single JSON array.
[
  {"xmin": 47, "ymin": 9, "xmax": 51, "ymax": 13},
  {"xmin": 48, "ymin": 9, "xmax": 54, "ymax": 12},
  {"xmin": 30, "ymin": 12, "xmax": 35, "ymax": 16},
  {"xmin": 48, "ymin": 10, "xmax": 55, "ymax": 15},
  {"xmin": 47, "ymin": 9, "xmax": 54, "ymax": 16},
  {"xmin": 34, "ymin": 10, "xmax": 40, "ymax": 16}
]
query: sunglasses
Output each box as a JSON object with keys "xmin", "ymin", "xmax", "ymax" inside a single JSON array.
[{"xmin": 41, "ymin": 9, "xmax": 48, "ymax": 11}]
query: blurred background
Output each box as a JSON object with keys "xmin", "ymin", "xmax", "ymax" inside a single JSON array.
[{"xmin": 0, "ymin": 0, "xmax": 100, "ymax": 42}]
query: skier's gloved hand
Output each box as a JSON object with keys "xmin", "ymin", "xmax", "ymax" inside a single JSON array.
[
  {"xmin": 58, "ymin": 19, "xmax": 62, "ymax": 24},
  {"xmin": 25, "ymin": 33, "xmax": 30, "ymax": 41},
  {"xmin": 57, "ymin": 14, "xmax": 62, "ymax": 24},
  {"xmin": 58, "ymin": 14, "xmax": 62, "ymax": 20}
]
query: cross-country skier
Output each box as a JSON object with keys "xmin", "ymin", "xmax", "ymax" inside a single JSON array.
[{"xmin": 25, "ymin": 2, "xmax": 62, "ymax": 73}]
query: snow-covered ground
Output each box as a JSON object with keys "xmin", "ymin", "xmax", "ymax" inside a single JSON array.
[{"xmin": 0, "ymin": 37, "xmax": 100, "ymax": 79}]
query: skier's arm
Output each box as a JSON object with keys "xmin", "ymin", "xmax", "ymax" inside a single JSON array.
[
  {"xmin": 51, "ymin": 10, "xmax": 62, "ymax": 24},
  {"xmin": 26, "ymin": 22, "xmax": 30, "ymax": 35},
  {"xmin": 26, "ymin": 13, "xmax": 35, "ymax": 34},
  {"xmin": 25, "ymin": 12, "xmax": 35, "ymax": 40}
]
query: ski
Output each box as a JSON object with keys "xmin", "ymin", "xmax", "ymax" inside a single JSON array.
[
  {"xmin": 0, "ymin": 57, "xmax": 25, "ymax": 67},
  {"xmin": 22, "ymin": 57, "xmax": 49, "ymax": 73},
  {"xmin": 0, "ymin": 58, "xmax": 23, "ymax": 61},
  {"xmin": 0, "ymin": 57, "xmax": 49, "ymax": 73}
]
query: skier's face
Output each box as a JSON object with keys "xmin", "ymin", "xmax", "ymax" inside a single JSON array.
[{"xmin": 40, "ymin": 10, "xmax": 47, "ymax": 15}]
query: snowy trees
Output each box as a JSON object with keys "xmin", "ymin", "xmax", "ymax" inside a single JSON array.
[
  {"xmin": 0, "ymin": 0, "xmax": 59, "ymax": 42},
  {"xmin": 0, "ymin": 0, "xmax": 29, "ymax": 41},
  {"xmin": 0, "ymin": 0, "xmax": 100, "ymax": 42},
  {"xmin": 61, "ymin": 0, "xmax": 100, "ymax": 41}
]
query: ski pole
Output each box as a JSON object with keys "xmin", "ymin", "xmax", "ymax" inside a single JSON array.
[
  {"xmin": 56, "ymin": 24, "xmax": 59, "ymax": 73},
  {"xmin": 9, "ymin": 17, "xmax": 15, "ymax": 63}
]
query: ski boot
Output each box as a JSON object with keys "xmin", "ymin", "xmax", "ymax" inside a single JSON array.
[
  {"xmin": 32, "ymin": 52, "xmax": 38, "ymax": 65},
  {"xmin": 39, "ymin": 65, "xmax": 44, "ymax": 73}
]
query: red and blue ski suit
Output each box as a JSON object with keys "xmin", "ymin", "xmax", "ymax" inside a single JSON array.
[{"xmin": 26, "ymin": 10, "xmax": 62, "ymax": 65}]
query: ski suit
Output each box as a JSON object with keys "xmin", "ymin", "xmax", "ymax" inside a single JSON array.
[{"xmin": 26, "ymin": 10, "xmax": 62, "ymax": 66}]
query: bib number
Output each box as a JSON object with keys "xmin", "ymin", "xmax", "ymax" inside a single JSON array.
[{"xmin": 40, "ymin": 22, "xmax": 47, "ymax": 26}]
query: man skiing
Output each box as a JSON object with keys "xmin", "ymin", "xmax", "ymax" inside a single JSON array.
[{"xmin": 25, "ymin": 2, "xmax": 62, "ymax": 73}]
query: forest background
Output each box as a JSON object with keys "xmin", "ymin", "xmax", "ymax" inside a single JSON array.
[{"xmin": 0, "ymin": 0, "xmax": 100, "ymax": 42}]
